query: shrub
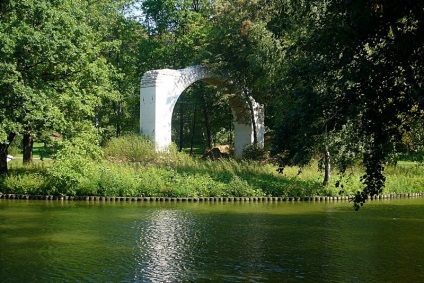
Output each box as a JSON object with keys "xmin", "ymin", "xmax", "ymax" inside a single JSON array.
[
  {"xmin": 242, "ymin": 143, "xmax": 268, "ymax": 161},
  {"xmin": 47, "ymin": 155, "xmax": 100, "ymax": 196},
  {"xmin": 46, "ymin": 134, "xmax": 102, "ymax": 196},
  {"xmin": 134, "ymin": 167, "xmax": 175, "ymax": 196},
  {"xmin": 97, "ymin": 164, "xmax": 140, "ymax": 197},
  {"xmin": 2, "ymin": 173, "xmax": 48, "ymax": 195},
  {"xmin": 222, "ymin": 175, "xmax": 264, "ymax": 197}
]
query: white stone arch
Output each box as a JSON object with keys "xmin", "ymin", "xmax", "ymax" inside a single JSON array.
[{"xmin": 140, "ymin": 65, "xmax": 264, "ymax": 158}]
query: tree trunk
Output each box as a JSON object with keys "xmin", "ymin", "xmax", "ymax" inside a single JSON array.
[
  {"xmin": 0, "ymin": 133, "xmax": 16, "ymax": 175},
  {"xmin": 228, "ymin": 105, "xmax": 233, "ymax": 144},
  {"xmin": 179, "ymin": 102, "xmax": 184, "ymax": 152},
  {"xmin": 323, "ymin": 145, "xmax": 331, "ymax": 186},
  {"xmin": 23, "ymin": 132, "xmax": 34, "ymax": 165},
  {"xmin": 0, "ymin": 144, "xmax": 8, "ymax": 175},
  {"xmin": 94, "ymin": 106, "xmax": 99, "ymax": 134},
  {"xmin": 115, "ymin": 101, "xmax": 122, "ymax": 138},
  {"xmin": 189, "ymin": 98, "xmax": 198, "ymax": 155},
  {"xmin": 201, "ymin": 94, "xmax": 212, "ymax": 149},
  {"xmin": 192, "ymin": 0, "xmax": 200, "ymax": 12}
]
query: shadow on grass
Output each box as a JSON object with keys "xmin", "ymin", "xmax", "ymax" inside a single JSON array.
[{"xmin": 1, "ymin": 157, "xmax": 325, "ymax": 198}]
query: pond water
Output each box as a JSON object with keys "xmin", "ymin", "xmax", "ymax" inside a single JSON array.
[{"xmin": 0, "ymin": 198, "xmax": 423, "ymax": 282}]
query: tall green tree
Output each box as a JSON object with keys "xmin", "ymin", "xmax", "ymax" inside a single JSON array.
[
  {"xmin": 268, "ymin": 0, "xmax": 424, "ymax": 208},
  {"xmin": 209, "ymin": 1, "xmax": 283, "ymax": 144},
  {"xmin": 0, "ymin": 0, "xmax": 123, "ymax": 172},
  {"xmin": 335, "ymin": 0, "xmax": 424, "ymax": 208},
  {"xmin": 95, "ymin": 3, "xmax": 147, "ymax": 142},
  {"xmin": 209, "ymin": 0, "xmax": 424, "ymax": 208}
]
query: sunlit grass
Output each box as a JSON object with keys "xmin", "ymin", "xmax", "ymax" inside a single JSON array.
[
  {"xmin": 384, "ymin": 164, "xmax": 424, "ymax": 194},
  {"xmin": 1, "ymin": 135, "xmax": 423, "ymax": 198}
]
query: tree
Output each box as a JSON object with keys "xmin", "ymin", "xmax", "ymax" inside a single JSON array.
[
  {"xmin": 335, "ymin": 0, "xmax": 424, "ymax": 209},
  {"xmin": 0, "ymin": 0, "xmax": 123, "ymax": 172},
  {"xmin": 209, "ymin": 0, "xmax": 424, "ymax": 209},
  {"xmin": 136, "ymin": 0, "xmax": 214, "ymax": 69},
  {"xmin": 268, "ymin": 0, "xmax": 424, "ymax": 208},
  {"xmin": 208, "ymin": 1, "xmax": 285, "ymax": 145},
  {"xmin": 267, "ymin": 1, "xmax": 345, "ymax": 185},
  {"xmin": 95, "ymin": 3, "xmax": 147, "ymax": 142}
]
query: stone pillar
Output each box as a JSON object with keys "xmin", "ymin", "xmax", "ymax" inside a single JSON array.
[
  {"xmin": 233, "ymin": 123, "xmax": 252, "ymax": 158},
  {"xmin": 140, "ymin": 69, "xmax": 181, "ymax": 150},
  {"xmin": 231, "ymin": 97, "xmax": 265, "ymax": 158}
]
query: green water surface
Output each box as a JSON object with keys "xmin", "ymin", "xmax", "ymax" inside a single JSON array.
[{"xmin": 0, "ymin": 198, "xmax": 423, "ymax": 282}]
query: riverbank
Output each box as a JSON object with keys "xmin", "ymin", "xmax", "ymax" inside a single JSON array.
[
  {"xmin": 2, "ymin": 157, "xmax": 424, "ymax": 199},
  {"xmin": 2, "ymin": 192, "xmax": 423, "ymax": 203},
  {"xmin": 2, "ymin": 135, "xmax": 424, "ymax": 200}
]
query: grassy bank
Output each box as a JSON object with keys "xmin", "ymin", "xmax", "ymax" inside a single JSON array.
[{"xmin": 1, "ymin": 135, "xmax": 423, "ymax": 198}]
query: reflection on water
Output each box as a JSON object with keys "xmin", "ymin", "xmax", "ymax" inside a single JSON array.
[
  {"xmin": 135, "ymin": 210, "xmax": 195, "ymax": 282},
  {"xmin": 0, "ymin": 199, "xmax": 424, "ymax": 282}
]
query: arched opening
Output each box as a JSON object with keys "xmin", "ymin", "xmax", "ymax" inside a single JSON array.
[
  {"xmin": 140, "ymin": 65, "xmax": 264, "ymax": 158},
  {"xmin": 171, "ymin": 82, "xmax": 233, "ymax": 155}
]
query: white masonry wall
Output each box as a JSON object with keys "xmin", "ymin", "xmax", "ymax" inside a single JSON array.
[{"xmin": 140, "ymin": 65, "xmax": 264, "ymax": 158}]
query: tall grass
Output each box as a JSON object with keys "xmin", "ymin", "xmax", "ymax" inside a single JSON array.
[
  {"xmin": 384, "ymin": 164, "xmax": 424, "ymax": 194},
  {"xmin": 104, "ymin": 134, "xmax": 158, "ymax": 163},
  {"xmin": 1, "ymin": 135, "xmax": 423, "ymax": 198}
]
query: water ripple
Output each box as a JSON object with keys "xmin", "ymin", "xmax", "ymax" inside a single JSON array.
[{"xmin": 134, "ymin": 209, "xmax": 198, "ymax": 282}]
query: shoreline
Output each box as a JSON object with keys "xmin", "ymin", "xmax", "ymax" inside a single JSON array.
[{"xmin": 1, "ymin": 192, "xmax": 423, "ymax": 202}]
